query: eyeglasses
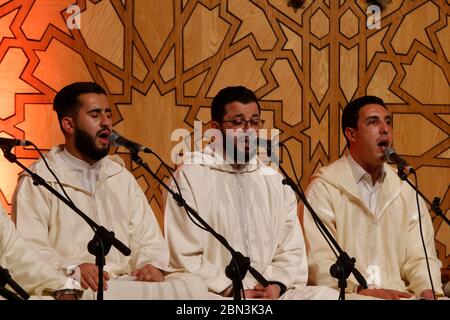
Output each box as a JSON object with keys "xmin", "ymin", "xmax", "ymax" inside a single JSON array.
[{"xmin": 221, "ymin": 118, "xmax": 265, "ymax": 128}]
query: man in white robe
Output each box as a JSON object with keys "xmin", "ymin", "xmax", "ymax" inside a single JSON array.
[
  {"xmin": 303, "ymin": 95, "xmax": 443, "ymax": 300},
  {"xmin": 165, "ymin": 86, "xmax": 338, "ymax": 300},
  {"xmin": 0, "ymin": 207, "xmax": 78, "ymax": 299},
  {"xmin": 12, "ymin": 82, "xmax": 207, "ymax": 300}
]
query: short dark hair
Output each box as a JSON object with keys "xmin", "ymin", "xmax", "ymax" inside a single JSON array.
[
  {"xmin": 342, "ymin": 95, "xmax": 387, "ymax": 147},
  {"xmin": 211, "ymin": 86, "xmax": 260, "ymax": 122},
  {"xmin": 53, "ymin": 82, "xmax": 107, "ymax": 123}
]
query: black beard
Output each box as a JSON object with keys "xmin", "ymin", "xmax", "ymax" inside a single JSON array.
[{"xmin": 74, "ymin": 127, "xmax": 110, "ymax": 162}]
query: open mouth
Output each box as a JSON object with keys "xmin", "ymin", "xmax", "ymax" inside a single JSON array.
[
  {"xmin": 377, "ymin": 140, "xmax": 389, "ymax": 149},
  {"xmin": 97, "ymin": 131, "xmax": 111, "ymax": 144}
]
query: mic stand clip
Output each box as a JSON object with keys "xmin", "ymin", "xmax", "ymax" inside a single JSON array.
[
  {"xmin": 225, "ymin": 252, "xmax": 250, "ymax": 300},
  {"xmin": 329, "ymin": 253, "xmax": 356, "ymax": 300},
  {"xmin": 396, "ymin": 163, "xmax": 449, "ymax": 226}
]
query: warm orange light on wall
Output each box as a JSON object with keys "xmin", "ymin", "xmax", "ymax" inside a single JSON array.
[{"xmin": 0, "ymin": 0, "xmax": 78, "ymax": 211}]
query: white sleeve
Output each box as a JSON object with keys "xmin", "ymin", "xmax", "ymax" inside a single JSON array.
[
  {"xmin": 128, "ymin": 175, "xmax": 170, "ymax": 272},
  {"xmin": 164, "ymin": 167, "xmax": 231, "ymax": 294},
  {"xmin": 1, "ymin": 208, "xmax": 67, "ymax": 295},
  {"xmin": 12, "ymin": 175, "xmax": 85, "ymax": 271},
  {"xmin": 262, "ymin": 186, "xmax": 308, "ymax": 289}
]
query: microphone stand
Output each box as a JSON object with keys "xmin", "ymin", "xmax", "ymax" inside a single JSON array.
[
  {"xmin": 0, "ymin": 286, "xmax": 22, "ymax": 301},
  {"xmin": 395, "ymin": 162, "xmax": 442, "ymax": 300},
  {"xmin": 1, "ymin": 147, "xmax": 131, "ymax": 301},
  {"xmin": 278, "ymin": 164, "xmax": 367, "ymax": 300},
  {"xmin": 0, "ymin": 265, "xmax": 29, "ymax": 300},
  {"xmin": 129, "ymin": 151, "xmax": 268, "ymax": 300},
  {"xmin": 396, "ymin": 165, "xmax": 449, "ymax": 226}
]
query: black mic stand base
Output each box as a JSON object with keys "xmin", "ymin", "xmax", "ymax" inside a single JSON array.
[
  {"xmin": 225, "ymin": 252, "xmax": 250, "ymax": 300},
  {"xmin": 337, "ymin": 279, "xmax": 347, "ymax": 300},
  {"xmin": 87, "ymin": 228, "xmax": 115, "ymax": 301},
  {"xmin": 330, "ymin": 253, "xmax": 360, "ymax": 301}
]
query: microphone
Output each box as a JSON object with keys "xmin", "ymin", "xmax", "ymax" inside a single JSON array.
[
  {"xmin": 384, "ymin": 147, "xmax": 415, "ymax": 174},
  {"xmin": 108, "ymin": 132, "xmax": 152, "ymax": 153},
  {"xmin": 0, "ymin": 137, "xmax": 32, "ymax": 149}
]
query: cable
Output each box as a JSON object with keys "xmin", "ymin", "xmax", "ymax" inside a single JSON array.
[
  {"xmin": 33, "ymin": 144, "xmax": 76, "ymax": 207},
  {"xmin": 281, "ymin": 143, "xmax": 301, "ymax": 186},
  {"xmin": 150, "ymin": 151, "xmax": 207, "ymax": 232},
  {"xmin": 412, "ymin": 172, "xmax": 436, "ymax": 300},
  {"xmin": 32, "ymin": 144, "xmax": 98, "ymax": 233},
  {"xmin": 32, "ymin": 144, "xmax": 105, "ymax": 295},
  {"xmin": 151, "ymin": 150, "xmax": 253, "ymax": 299},
  {"xmin": 281, "ymin": 144, "xmax": 338, "ymax": 258}
]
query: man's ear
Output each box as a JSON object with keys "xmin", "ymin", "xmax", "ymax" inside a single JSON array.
[
  {"xmin": 344, "ymin": 127, "xmax": 356, "ymax": 144},
  {"xmin": 61, "ymin": 116, "xmax": 75, "ymax": 135}
]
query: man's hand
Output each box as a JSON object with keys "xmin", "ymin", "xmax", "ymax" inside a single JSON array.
[
  {"xmin": 79, "ymin": 263, "xmax": 109, "ymax": 292},
  {"xmin": 420, "ymin": 289, "xmax": 436, "ymax": 300},
  {"xmin": 358, "ymin": 288, "xmax": 414, "ymax": 300},
  {"xmin": 243, "ymin": 284, "xmax": 281, "ymax": 299},
  {"xmin": 131, "ymin": 264, "xmax": 164, "ymax": 282}
]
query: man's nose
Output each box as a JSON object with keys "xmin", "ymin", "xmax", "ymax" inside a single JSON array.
[
  {"xmin": 380, "ymin": 122, "xmax": 389, "ymax": 134},
  {"xmin": 100, "ymin": 113, "xmax": 112, "ymax": 127},
  {"xmin": 242, "ymin": 120, "xmax": 252, "ymax": 131}
]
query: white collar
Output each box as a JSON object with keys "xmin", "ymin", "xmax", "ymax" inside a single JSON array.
[
  {"xmin": 59, "ymin": 148, "xmax": 103, "ymax": 174},
  {"xmin": 347, "ymin": 154, "xmax": 386, "ymax": 185}
]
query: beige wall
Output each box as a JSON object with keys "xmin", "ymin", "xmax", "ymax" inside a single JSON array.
[{"xmin": 0, "ymin": 0, "xmax": 448, "ymax": 271}]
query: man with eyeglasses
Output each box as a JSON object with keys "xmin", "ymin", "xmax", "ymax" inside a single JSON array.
[{"xmin": 164, "ymin": 86, "xmax": 338, "ymax": 299}]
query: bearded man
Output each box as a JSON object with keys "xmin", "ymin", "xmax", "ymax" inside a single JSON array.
[{"xmin": 12, "ymin": 82, "xmax": 207, "ymax": 300}]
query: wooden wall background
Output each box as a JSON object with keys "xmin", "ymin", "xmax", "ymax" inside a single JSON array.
[{"xmin": 0, "ymin": 0, "xmax": 449, "ymax": 272}]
